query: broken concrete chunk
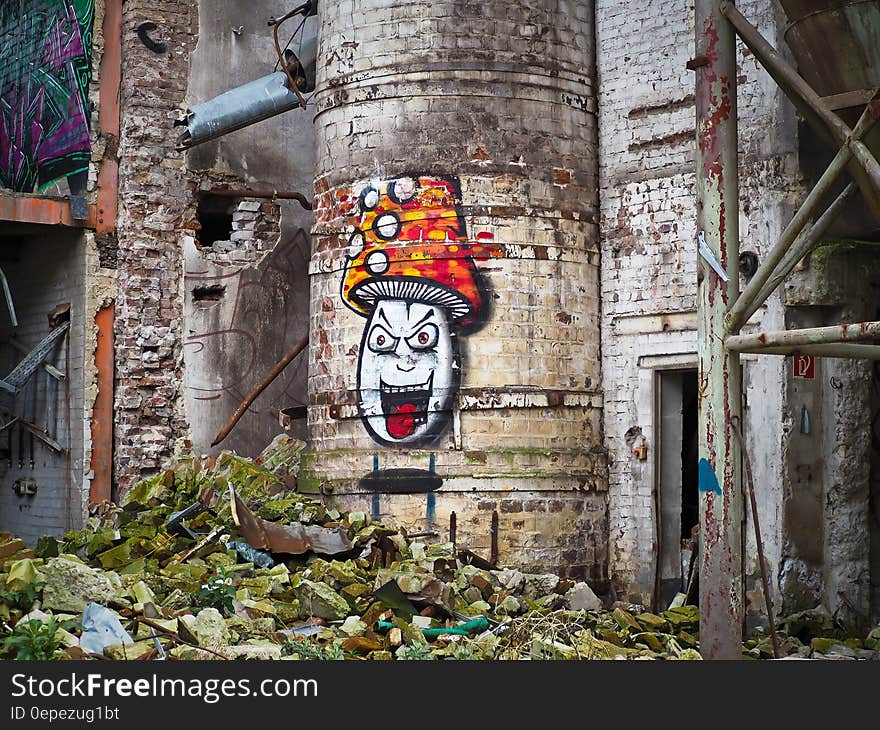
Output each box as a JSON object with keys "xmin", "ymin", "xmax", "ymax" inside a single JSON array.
[
  {"xmin": 178, "ymin": 608, "xmax": 231, "ymax": 649},
  {"xmin": 42, "ymin": 557, "xmax": 116, "ymax": 612},
  {"xmin": 565, "ymin": 582, "xmax": 602, "ymax": 612},
  {"xmin": 226, "ymin": 644, "xmax": 282, "ymax": 660},
  {"xmin": 297, "ymin": 580, "xmax": 350, "ymax": 621},
  {"xmin": 635, "ymin": 612, "xmax": 670, "ymax": 633},
  {"xmin": 492, "ymin": 568, "xmax": 525, "ymax": 593},
  {"xmin": 104, "ymin": 639, "xmax": 156, "ymax": 660},
  {"xmin": 340, "ymin": 615, "xmax": 367, "ymax": 636},
  {"xmin": 522, "ymin": 573, "xmax": 561, "ymax": 598}
]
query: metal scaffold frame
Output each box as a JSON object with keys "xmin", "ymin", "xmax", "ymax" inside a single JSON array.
[{"xmin": 694, "ymin": 0, "xmax": 880, "ymax": 658}]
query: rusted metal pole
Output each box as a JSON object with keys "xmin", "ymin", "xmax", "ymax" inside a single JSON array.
[
  {"xmin": 727, "ymin": 321, "xmax": 880, "ymax": 351},
  {"xmin": 720, "ymin": 1, "xmax": 880, "ymax": 197},
  {"xmin": 733, "ymin": 343, "xmax": 880, "ymax": 360},
  {"xmin": 206, "ymin": 188, "xmax": 313, "ymax": 210},
  {"xmin": 695, "ymin": 0, "xmax": 743, "ymax": 659},
  {"xmin": 727, "ymin": 96, "xmax": 880, "ymax": 332},
  {"xmin": 211, "ymin": 335, "xmax": 309, "ymax": 447},
  {"xmin": 726, "ymin": 147, "xmax": 850, "ymax": 332},
  {"xmin": 730, "ymin": 417, "xmax": 780, "ymax": 659},
  {"xmin": 746, "ymin": 183, "xmax": 855, "ymax": 320}
]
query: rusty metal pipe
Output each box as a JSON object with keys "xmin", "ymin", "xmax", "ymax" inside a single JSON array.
[
  {"xmin": 735, "ymin": 343, "xmax": 880, "ymax": 360},
  {"xmin": 745, "ymin": 183, "xmax": 855, "ymax": 321},
  {"xmin": 726, "ymin": 147, "xmax": 851, "ymax": 333},
  {"xmin": 695, "ymin": 0, "xmax": 744, "ymax": 660},
  {"xmin": 731, "ymin": 416, "xmax": 780, "ymax": 659},
  {"xmin": 726, "ymin": 321, "xmax": 880, "ymax": 351},
  {"xmin": 206, "ymin": 188, "xmax": 313, "ymax": 210},
  {"xmin": 211, "ymin": 335, "xmax": 309, "ymax": 447}
]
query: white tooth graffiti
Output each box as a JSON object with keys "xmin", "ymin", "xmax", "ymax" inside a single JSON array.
[{"xmin": 358, "ymin": 300, "xmax": 456, "ymax": 445}]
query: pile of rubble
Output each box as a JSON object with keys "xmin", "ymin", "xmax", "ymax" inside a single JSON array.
[{"xmin": 0, "ymin": 437, "xmax": 875, "ymax": 660}]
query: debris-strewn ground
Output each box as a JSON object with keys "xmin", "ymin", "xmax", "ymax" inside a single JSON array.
[{"xmin": 0, "ymin": 437, "xmax": 877, "ymax": 660}]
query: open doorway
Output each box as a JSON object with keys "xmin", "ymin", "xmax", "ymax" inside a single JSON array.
[{"xmin": 655, "ymin": 368, "xmax": 699, "ymax": 610}]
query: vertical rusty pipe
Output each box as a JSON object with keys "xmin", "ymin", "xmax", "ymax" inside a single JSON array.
[
  {"xmin": 694, "ymin": 0, "xmax": 744, "ymax": 659},
  {"xmin": 90, "ymin": 303, "xmax": 115, "ymax": 504},
  {"xmin": 731, "ymin": 417, "xmax": 780, "ymax": 658},
  {"xmin": 449, "ymin": 511, "xmax": 457, "ymax": 553}
]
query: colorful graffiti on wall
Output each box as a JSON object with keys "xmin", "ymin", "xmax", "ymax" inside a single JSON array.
[
  {"xmin": 339, "ymin": 175, "xmax": 499, "ymax": 448},
  {"xmin": 0, "ymin": 0, "xmax": 95, "ymax": 193}
]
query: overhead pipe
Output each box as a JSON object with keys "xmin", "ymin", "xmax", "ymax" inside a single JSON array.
[{"xmin": 175, "ymin": 2, "xmax": 317, "ymax": 150}]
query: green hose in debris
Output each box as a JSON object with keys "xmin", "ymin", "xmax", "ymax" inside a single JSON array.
[{"xmin": 376, "ymin": 616, "xmax": 489, "ymax": 639}]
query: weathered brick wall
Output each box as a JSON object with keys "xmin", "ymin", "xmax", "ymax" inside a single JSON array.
[
  {"xmin": 597, "ymin": 0, "xmax": 799, "ymax": 602},
  {"xmin": 309, "ymin": 0, "xmax": 607, "ymax": 580},
  {"xmin": 114, "ymin": 1, "xmax": 198, "ymax": 491}
]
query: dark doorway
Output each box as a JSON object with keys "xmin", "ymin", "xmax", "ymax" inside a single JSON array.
[{"xmin": 656, "ymin": 368, "xmax": 699, "ymax": 610}]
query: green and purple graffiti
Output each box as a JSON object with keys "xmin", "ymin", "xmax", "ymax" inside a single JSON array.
[{"xmin": 0, "ymin": 0, "xmax": 94, "ymax": 193}]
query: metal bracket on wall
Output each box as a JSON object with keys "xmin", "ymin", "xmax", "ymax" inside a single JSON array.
[{"xmin": 1, "ymin": 322, "xmax": 70, "ymax": 395}]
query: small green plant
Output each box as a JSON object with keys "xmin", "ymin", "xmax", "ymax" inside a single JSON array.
[
  {"xmin": 0, "ymin": 580, "xmax": 45, "ymax": 612},
  {"xmin": 192, "ymin": 577, "xmax": 236, "ymax": 616},
  {"xmin": 0, "ymin": 616, "xmax": 79, "ymax": 660},
  {"xmin": 282, "ymin": 638, "xmax": 344, "ymax": 660},
  {"xmin": 448, "ymin": 642, "xmax": 478, "ymax": 660},
  {"xmin": 396, "ymin": 641, "xmax": 435, "ymax": 660}
]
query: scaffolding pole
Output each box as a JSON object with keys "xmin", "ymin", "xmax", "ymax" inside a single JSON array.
[{"xmin": 694, "ymin": 0, "xmax": 743, "ymax": 659}]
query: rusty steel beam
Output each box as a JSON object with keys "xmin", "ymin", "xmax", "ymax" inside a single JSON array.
[
  {"xmin": 727, "ymin": 96, "xmax": 880, "ymax": 332},
  {"xmin": 694, "ymin": 0, "xmax": 743, "ymax": 659},
  {"xmin": 744, "ymin": 183, "xmax": 856, "ymax": 322},
  {"xmin": 737, "ymin": 343, "xmax": 880, "ymax": 360},
  {"xmin": 211, "ymin": 335, "xmax": 309, "ymax": 447},
  {"xmin": 96, "ymin": 0, "xmax": 122, "ymax": 234},
  {"xmin": 720, "ymin": 1, "xmax": 880, "ymax": 212},
  {"xmin": 727, "ymin": 321, "xmax": 880, "ymax": 352},
  {"xmin": 89, "ymin": 304, "xmax": 115, "ymax": 504},
  {"xmin": 0, "ymin": 195, "xmax": 96, "ymax": 228}
]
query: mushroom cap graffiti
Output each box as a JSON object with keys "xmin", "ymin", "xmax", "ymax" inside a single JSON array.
[{"xmin": 340, "ymin": 175, "xmax": 499, "ymax": 330}]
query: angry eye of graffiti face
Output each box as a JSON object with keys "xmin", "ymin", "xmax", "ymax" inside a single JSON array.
[
  {"xmin": 358, "ymin": 301, "xmax": 457, "ymax": 446},
  {"xmin": 367, "ymin": 324, "xmax": 398, "ymax": 353},
  {"xmin": 406, "ymin": 322, "xmax": 439, "ymax": 350}
]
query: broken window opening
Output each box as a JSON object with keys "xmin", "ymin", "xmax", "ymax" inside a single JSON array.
[
  {"xmin": 196, "ymin": 193, "xmax": 236, "ymax": 248},
  {"xmin": 192, "ymin": 284, "xmax": 226, "ymax": 302}
]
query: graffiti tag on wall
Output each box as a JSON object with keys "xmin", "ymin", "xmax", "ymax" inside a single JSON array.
[
  {"xmin": 0, "ymin": 0, "xmax": 94, "ymax": 193},
  {"xmin": 339, "ymin": 175, "xmax": 499, "ymax": 448}
]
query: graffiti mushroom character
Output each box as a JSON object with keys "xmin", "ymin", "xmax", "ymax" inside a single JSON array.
[{"xmin": 340, "ymin": 175, "xmax": 499, "ymax": 446}]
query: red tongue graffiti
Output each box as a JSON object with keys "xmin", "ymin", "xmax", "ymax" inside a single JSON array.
[{"xmin": 387, "ymin": 402, "xmax": 418, "ymax": 438}]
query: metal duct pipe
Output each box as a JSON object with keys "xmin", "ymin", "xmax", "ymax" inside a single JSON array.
[{"xmin": 175, "ymin": 71, "xmax": 303, "ymax": 150}]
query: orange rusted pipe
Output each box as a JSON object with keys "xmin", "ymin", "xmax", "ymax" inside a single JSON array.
[
  {"xmin": 96, "ymin": 0, "xmax": 122, "ymax": 234},
  {"xmin": 89, "ymin": 303, "xmax": 115, "ymax": 504},
  {"xmin": 211, "ymin": 335, "xmax": 309, "ymax": 447}
]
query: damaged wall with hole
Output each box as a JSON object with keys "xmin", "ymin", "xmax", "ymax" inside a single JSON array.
[
  {"xmin": 597, "ymin": 0, "xmax": 798, "ymax": 611},
  {"xmin": 308, "ymin": 0, "xmax": 606, "ymax": 581},
  {"xmin": 114, "ymin": 0, "xmax": 315, "ymax": 493},
  {"xmin": 181, "ymin": 0, "xmax": 314, "ymax": 460}
]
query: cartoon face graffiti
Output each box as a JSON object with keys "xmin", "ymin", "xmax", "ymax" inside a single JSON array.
[
  {"xmin": 358, "ymin": 300, "xmax": 457, "ymax": 445},
  {"xmin": 339, "ymin": 175, "xmax": 499, "ymax": 447}
]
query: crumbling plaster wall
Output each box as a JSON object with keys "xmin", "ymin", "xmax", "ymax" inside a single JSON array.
[
  {"xmin": 597, "ymin": 0, "xmax": 800, "ymax": 608},
  {"xmin": 114, "ymin": 0, "xmax": 198, "ymax": 492},
  {"xmin": 783, "ymin": 243, "xmax": 880, "ymax": 630},
  {"xmin": 182, "ymin": 0, "xmax": 315, "ymax": 458}
]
